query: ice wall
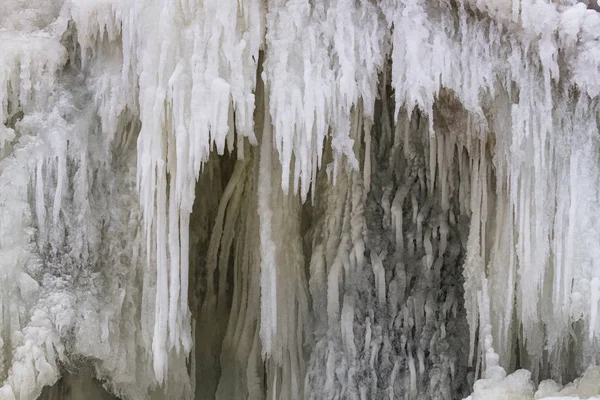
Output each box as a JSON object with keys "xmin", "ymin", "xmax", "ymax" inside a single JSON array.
[{"xmin": 2, "ymin": 0, "xmax": 600, "ymax": 399}]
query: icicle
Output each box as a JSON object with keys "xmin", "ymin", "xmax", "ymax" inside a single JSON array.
[
  {"xmin": 363, "ymin": 121, "xmax": 372, "ymax": 192},
  {"xmin": 590, "ymin": 278, "xmax": 600, "ymax": 341},
  {"xmin": 371, "ymin": 251, "xmax": 387, "ymax": 306},
  {"xmin": 258, "ymin": 87, "xmax": 277, "ymax": 358}
]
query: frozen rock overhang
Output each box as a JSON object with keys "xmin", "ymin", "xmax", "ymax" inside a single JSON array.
[{"xmin": 1, "ymin": 0, "xmax": 600, "ymax": 399}]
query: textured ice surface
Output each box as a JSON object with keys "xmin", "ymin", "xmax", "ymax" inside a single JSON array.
[{"xmin": 1, "ymin": 0, "xmax": 600, "ymax": 399}]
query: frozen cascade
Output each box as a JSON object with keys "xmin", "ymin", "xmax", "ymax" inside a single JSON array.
[{"xmin": 3, "ymin": 0, "xmax": 600, "ymax": 399}]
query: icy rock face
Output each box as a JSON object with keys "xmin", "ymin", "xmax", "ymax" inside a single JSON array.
[{"xmin": 2, "ymin": 0, "xmax": 600, "ymax": 400}]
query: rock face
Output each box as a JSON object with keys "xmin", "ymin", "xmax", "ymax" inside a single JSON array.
[{"xmin": 2, "ymin": 1, "xmax": 600, "ymax": 400}]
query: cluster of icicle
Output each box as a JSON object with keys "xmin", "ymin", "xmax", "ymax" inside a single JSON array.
[{"xmin": 3, "ymin": 0, "xmax": 600, "ymax": 399}]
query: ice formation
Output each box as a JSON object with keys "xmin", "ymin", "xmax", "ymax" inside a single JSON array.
[{"xmin": 2, "ymin": 0, "xmax": 600, "ymax": 399}]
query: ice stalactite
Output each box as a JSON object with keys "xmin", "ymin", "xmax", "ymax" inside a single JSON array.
[
  {"xmin": 192, "ymin": 67, "xmax": 311, "ymax": 400},
  {"xmin": 257, "ymin": 91, "xmax": 310, "ymax": 400},
  {"xmin": 5, "ymin": 0, "xmax": 600, "ymax": 399},
  {"xmin": 0, "ymin": 28, "xmax": 151, "ymax": 400},
  {"xmin": 67, "ymin": 0, "xmax": 266, "ymax": 385},
  {"xmin": 301, "ymin": 82, "xmax": 475, "ymax": 399},
  {"xmin": 263, "ymin": 0, "xmax": 386, "ymax": 199}
]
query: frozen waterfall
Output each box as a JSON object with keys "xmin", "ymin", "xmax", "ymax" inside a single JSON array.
[{"xmin": 2, "ymin": 0, "xmax": 600, "ymax": 399}]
